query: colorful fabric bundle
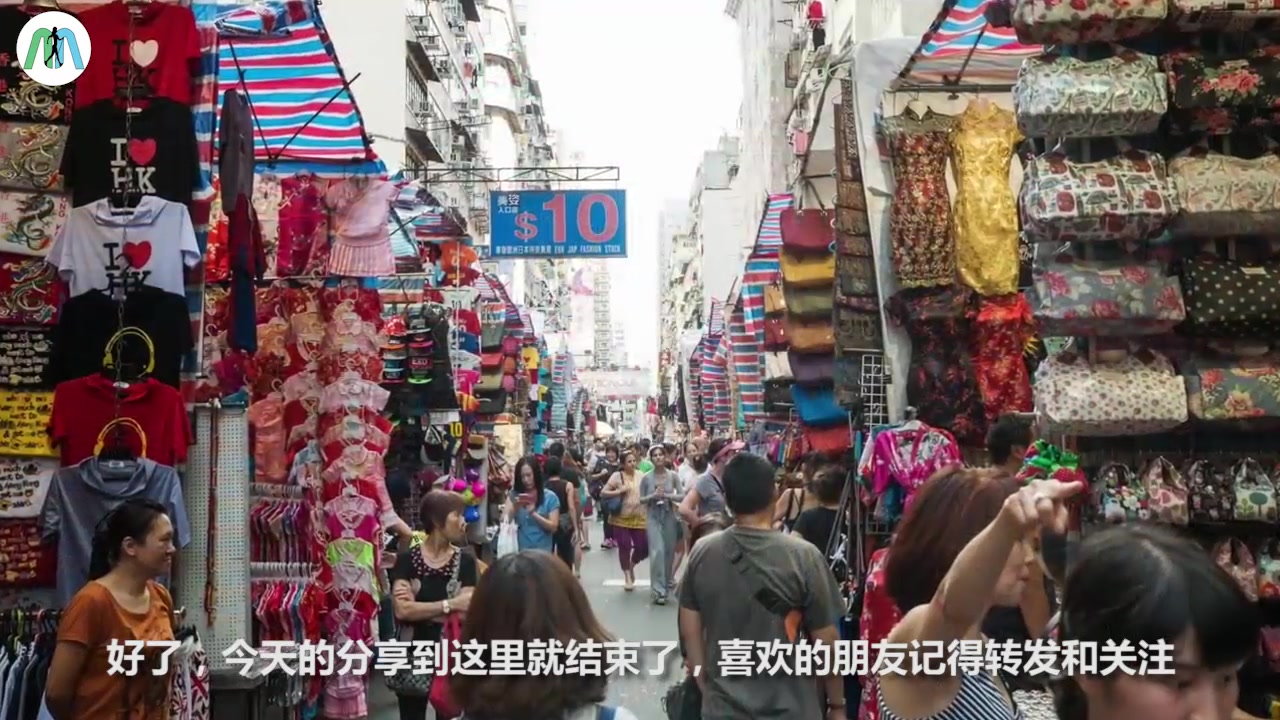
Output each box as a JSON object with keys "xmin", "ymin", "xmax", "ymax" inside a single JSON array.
[{"xmin": 1016, "ymin": 439, "xmax": 1088, "ymax": 489}]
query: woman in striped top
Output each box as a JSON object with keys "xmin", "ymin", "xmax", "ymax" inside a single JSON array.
[{"xmin": 877, "ymin": 468, "xmax": 1080, "ymax": 720}]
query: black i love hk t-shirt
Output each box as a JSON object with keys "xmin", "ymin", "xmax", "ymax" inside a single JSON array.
[{"xmin": 59, "ymin": 98, "xmax": 199, "ymax": 208}]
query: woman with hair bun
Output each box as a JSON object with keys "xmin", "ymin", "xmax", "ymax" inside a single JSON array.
[{"xmin": 44, "ymin": 500, "xmax": 179, "ymax": 720}]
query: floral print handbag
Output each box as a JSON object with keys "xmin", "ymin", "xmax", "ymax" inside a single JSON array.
[
  {"xmin": 1180, "ymin": 261, "xmax": 1280, "ymax": 337},
  {"xmin": 1140, "ymin": 456, "xmax": 1190, "ymax": 525},
  {"xmin": 1010, "ymin": 0, "xmax": 1168, "ymax": 44},
  {"xmin": 1170, "ymin": 146, "xmax": 1280, "ymax": 236},
  {"xmin": 1232, "ymin": 458, "xmax": 1278, "ymax": 522},
  {"xmin": 1030, "ymin": 259, "xmax": 1186, "ymax": 336},
  {"xmin": 1014, "ymin": 52, "xmax": 1168, "ymax": 138},
  {"xmin": 1093, "ymin": 462, "xmax": 1148, "ymax": 523},
  {"xmin": 1172, "ymin": 0, "xmax": 1280, "ymax": 29},
  {"xmin": 1033, "ymin": 349, "xmax": 1189, "ymax": 436},
  {"xmin": 1163, "ymin": 47, "xmax": 1280, "ymax": 133},
  {"xmin": 1185, "ymin": 459, "xmax": 1235, "ymax": 522},
  {"xmin": 1213, "ymin": 538, "xmax": 1259, "ymax": 601},
  {"xmin": 1019, "ymin": 149, "xmax": 1177, "ymax": 244},
  {"xmin": 1187, "ymin": 354, "xmax": 1280, "ymax": 421},
  {"xmin": 1257, "ymin": 541, "xmax": 1280, "ymax": 600}
]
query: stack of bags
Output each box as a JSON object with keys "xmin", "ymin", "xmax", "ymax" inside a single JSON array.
[
  {"xmin": 833, "ymin": 90, "xmax": 884, "ymax": 408},
  {"xmin": 778, "ymin": 208, "xmax": 850, "ymax": 452}
]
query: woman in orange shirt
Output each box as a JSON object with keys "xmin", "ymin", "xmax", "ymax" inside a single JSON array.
[{"xmin": 45, "ymin": 500, "xmax": 179, "ymax": 720}]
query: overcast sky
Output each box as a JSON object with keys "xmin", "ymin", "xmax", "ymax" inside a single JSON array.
[{"xmin": 523, "ymin": 0, "xmax": 741, "ymax": 372}]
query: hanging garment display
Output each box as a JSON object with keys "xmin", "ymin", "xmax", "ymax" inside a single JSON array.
[
  {"xmin": 865, "ymin": 419, "xmax": 962, "ymax": 509},
  {"xmin": 1030, "ymin": 259, "xmax": 1186, "ymax": 336},
  {"xmin": 48, "ymin": 375, "xmax": 191, "ymax": 466},
  {"xmin": 1019, "ymin": 149, "xmax": 1176, "ymax": 244},
  {"xmin": 1013, "ymin": 51, "xmax": 1168, "ymax": 138},
  {"xmin": 45, "ymin": 285, "xmax": 193, "ymax": 388},
  {"xmin": 324, "ymin": 178, "xmax": 398, "ymax": 278},
  {"xmin": 75, "ymin": 1, "xmax": 201, "ymax": 110},
  {"xmin": 0, "ymin": 191, "xmax": 68, "ymax": 257},
  {"xmin": 1180, "ymin": 260, "xmax": 1280, "ymax": 337},
  {"xmin": 1164, "ymin": 47, "xmax": 1280, "ymax": 134},
  {"xmin": 0, "ymin": 254, "xmax": 61, "ymax": 327},
  {"xmin": 885, "ymin": 287, "xmax": 987, "ymax": 444},
  {"xmin": 1186, "ymin": 352, "xmax": 1280, "ymax": 421},
  {"xmin": 1009, "ymin": 0, "xmax": 1168, "ymax": 44},
  {"xmin": 59, "ymin": 100, "xmax": 200, "ymax": 207},
  {"xmin": 1033, "ymin": 348, "xmax": 1188, "ymax": 436},
  {"xmin": 48, "ymin": 197, "xmax": 201, "ymax": 297},
  {"xmin": 973, "ymin": 295, "xmax": 1035, "ymax": 427},
  {"xmin": 0, "ymin": 121, "xmax": 67, "ymax": 193},
  {"xmin": 1170, "ymin": 146, "xmax": 1280, "ymax": 236},
  {"xmin": 951, "ymin": 101, "xmax": 1022, "ymax": 296},
  {"xmin": 42, "ymin": 457, "xmax": 191, "ymax": 605},
  {"xmin": 883, "ymin": 107, "xmax": 955, "ymax": 288}
]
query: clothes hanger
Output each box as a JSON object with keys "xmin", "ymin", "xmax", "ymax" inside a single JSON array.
[{"xmin": 904, "ymin": 90, "xmax": 929, "ymax": 117}]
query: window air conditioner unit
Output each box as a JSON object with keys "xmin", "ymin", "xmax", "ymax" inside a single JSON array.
[{"xmin": 424, "ymin": 34, "xmax": 441, "ymax": 51}]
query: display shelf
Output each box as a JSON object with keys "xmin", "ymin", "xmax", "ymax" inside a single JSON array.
[{"xmin": 176, "ymin": 407, "xmax": 251, "ymax": 678}]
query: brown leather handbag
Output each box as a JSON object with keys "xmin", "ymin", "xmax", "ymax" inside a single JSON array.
[{"xmin": 788, "ymin": 318, "xmax": 835, "ymax": 354}]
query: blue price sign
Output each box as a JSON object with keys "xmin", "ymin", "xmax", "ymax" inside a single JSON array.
[{"xmin": 489, "ymin": 190, "xmax": 627, "ymax": 259}]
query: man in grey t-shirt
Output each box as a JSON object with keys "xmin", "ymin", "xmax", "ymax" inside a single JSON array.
[
  {"xmin": 680, "ymin": 453, "xmax": 846, "ymax": 720},
  {"xmin": 678, "ymin": 438, "xmax": 741, "ymax": 524}
]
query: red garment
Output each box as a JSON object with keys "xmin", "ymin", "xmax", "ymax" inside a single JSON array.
[
  {"xmin": 49, "ymin": 375, "xmax": 192, "ymax": 466},
  {"xmin": 859, "ymin": 548, "xmax": 901, "ymax": 720},
  {"xmin": 75, "ymin": 1, "xmax": 201, "ymax": 109},
  {"xmin": 277, "ymin": 174, "xmax": 326, "ymax": 278},
  {"xmin": 0, "ymin": 253, "xmax": 64, "ymax": 326},
  {"xmin": 972, "ymin": 295, "xmax": 1034, "ymax": 427},
  {"xmin": 807, "ymin": 0, "xmax": 825, "ymax": 24},
  {"xmin": 0, "ymin": 519, "xmax": 56, "ymax": 588}
]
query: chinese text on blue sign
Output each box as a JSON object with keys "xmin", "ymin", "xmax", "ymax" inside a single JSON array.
[{"xmin": 489, "ymin": 190, "xmax": 627, "ymax": 259}]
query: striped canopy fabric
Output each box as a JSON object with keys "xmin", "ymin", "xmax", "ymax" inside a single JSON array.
[
  {"xmin": 728, "ymin": 303, "xmax": 764, "ymax": 424},
  {"xmin": 753, "ymin": 193, "xmax": 792, "ymax": 257},
  {"xmin": 198, "ymin": 0, "xmax": 382, "ymax": 172},
  {"xmin": 895, "ymin": 0, "xmax": 1041, "ymax": 87}
]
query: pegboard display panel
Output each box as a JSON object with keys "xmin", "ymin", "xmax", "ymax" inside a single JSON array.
[
  {"xmin": 860, "ymin": 353, "xmax": 889, "ymax": 427},
  {"xmin": 176, "ymin": 408, "xmax": 251, "ymax": 677}
]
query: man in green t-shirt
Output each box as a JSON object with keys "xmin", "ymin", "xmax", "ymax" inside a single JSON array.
[{"xmin": 636, "ymin": 438, "xmax": 654, "ymax": 474}]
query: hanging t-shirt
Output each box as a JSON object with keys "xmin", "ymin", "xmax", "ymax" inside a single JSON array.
[
  {"xmin": 217, "ymin": 90, "xmax": 254, "ymax": 213},
  {"xmin": 41, "ymin": 457, "xmax": 190, "ymax": 606},
  {"xmin": 0, "ymin": 7, "xmax": 76, "ymax": 123},
  {"xmin": 48, "ymin": 196, "xmax": 200, "ymax": 298},
  {"xmin": 48, "ymin": 375, "xmax": 191, "ymax": 467},
  {"xmin": 45, "ymin": 285, "xmax": 194, "ymax": 388},
  {"xmin": 74, "ymin": 1, "xmax": 200, "ymax": 109},
  {"xmin": 60, "ymin": 99, "xmax": 199, "ymax": 208}
]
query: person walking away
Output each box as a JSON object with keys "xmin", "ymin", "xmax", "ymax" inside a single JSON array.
[
  {"xmin": 452, "ymin": 551, "xmax": 639, "ymax": 720},
  {"xmin": 680, "ymin": 453, "xmax": 846, "ymax": 719},
  {"xmin": 543, "ymin": 457, "xmax": 579, "ymax": 572},
  {"xmin": 640, "ymin": 445, "xmax": 682, "ymax": 605},
  {"xmin": 45, "ymin": 500, "xmax": 180, "ymax": 720},
  {"xmin": 562, "ymin": 467, "xmax": 588, "ymax": 576},
  {"xmin": 591, "ymin": 445, "xmax": 620, "ymax": 549},
  {"xmin": 672, "ymin": 513, "xmax": 732, "ymax": 719},
  {"xmin": 791, "ymin": 465, "xmax": 845, "ymax": 559},
  {"xmin": 600, "ymin": 451, "xmax": 648, "ymax": 591},
  {"xmin": 678, "ymin": 438, "xmax": 742, "ymax": 525},
  {"xmin": 388, "ymin": 491, "xmax": 479, "ymax": 720},
  {"xmin": 807, "ymin": 0, "xmax": 826, "ymax": 49},
  {"xmin": 506, "ymin": 456, "xmax": 559, "ymax": 553},
  {"xmin": 774, "ymin": 453, "xmax": 824, "ymax": 532}
]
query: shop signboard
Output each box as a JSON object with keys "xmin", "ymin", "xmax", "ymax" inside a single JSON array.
[
  {"xmin": 579, "ymin": 368, "xmax": 653, "ymax": 400},
  {"xmin": 489, "ymin": 190, "xmax": 627, "ymax": 259}
]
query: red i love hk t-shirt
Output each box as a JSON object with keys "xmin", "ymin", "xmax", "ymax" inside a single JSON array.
[
  {"xmin": 74, "ymin": 1, "xmax": 200, "ymax": 109},
  {"xmin": 49, "ymin": 375, "xmax": 192, "ymax": 467}
]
